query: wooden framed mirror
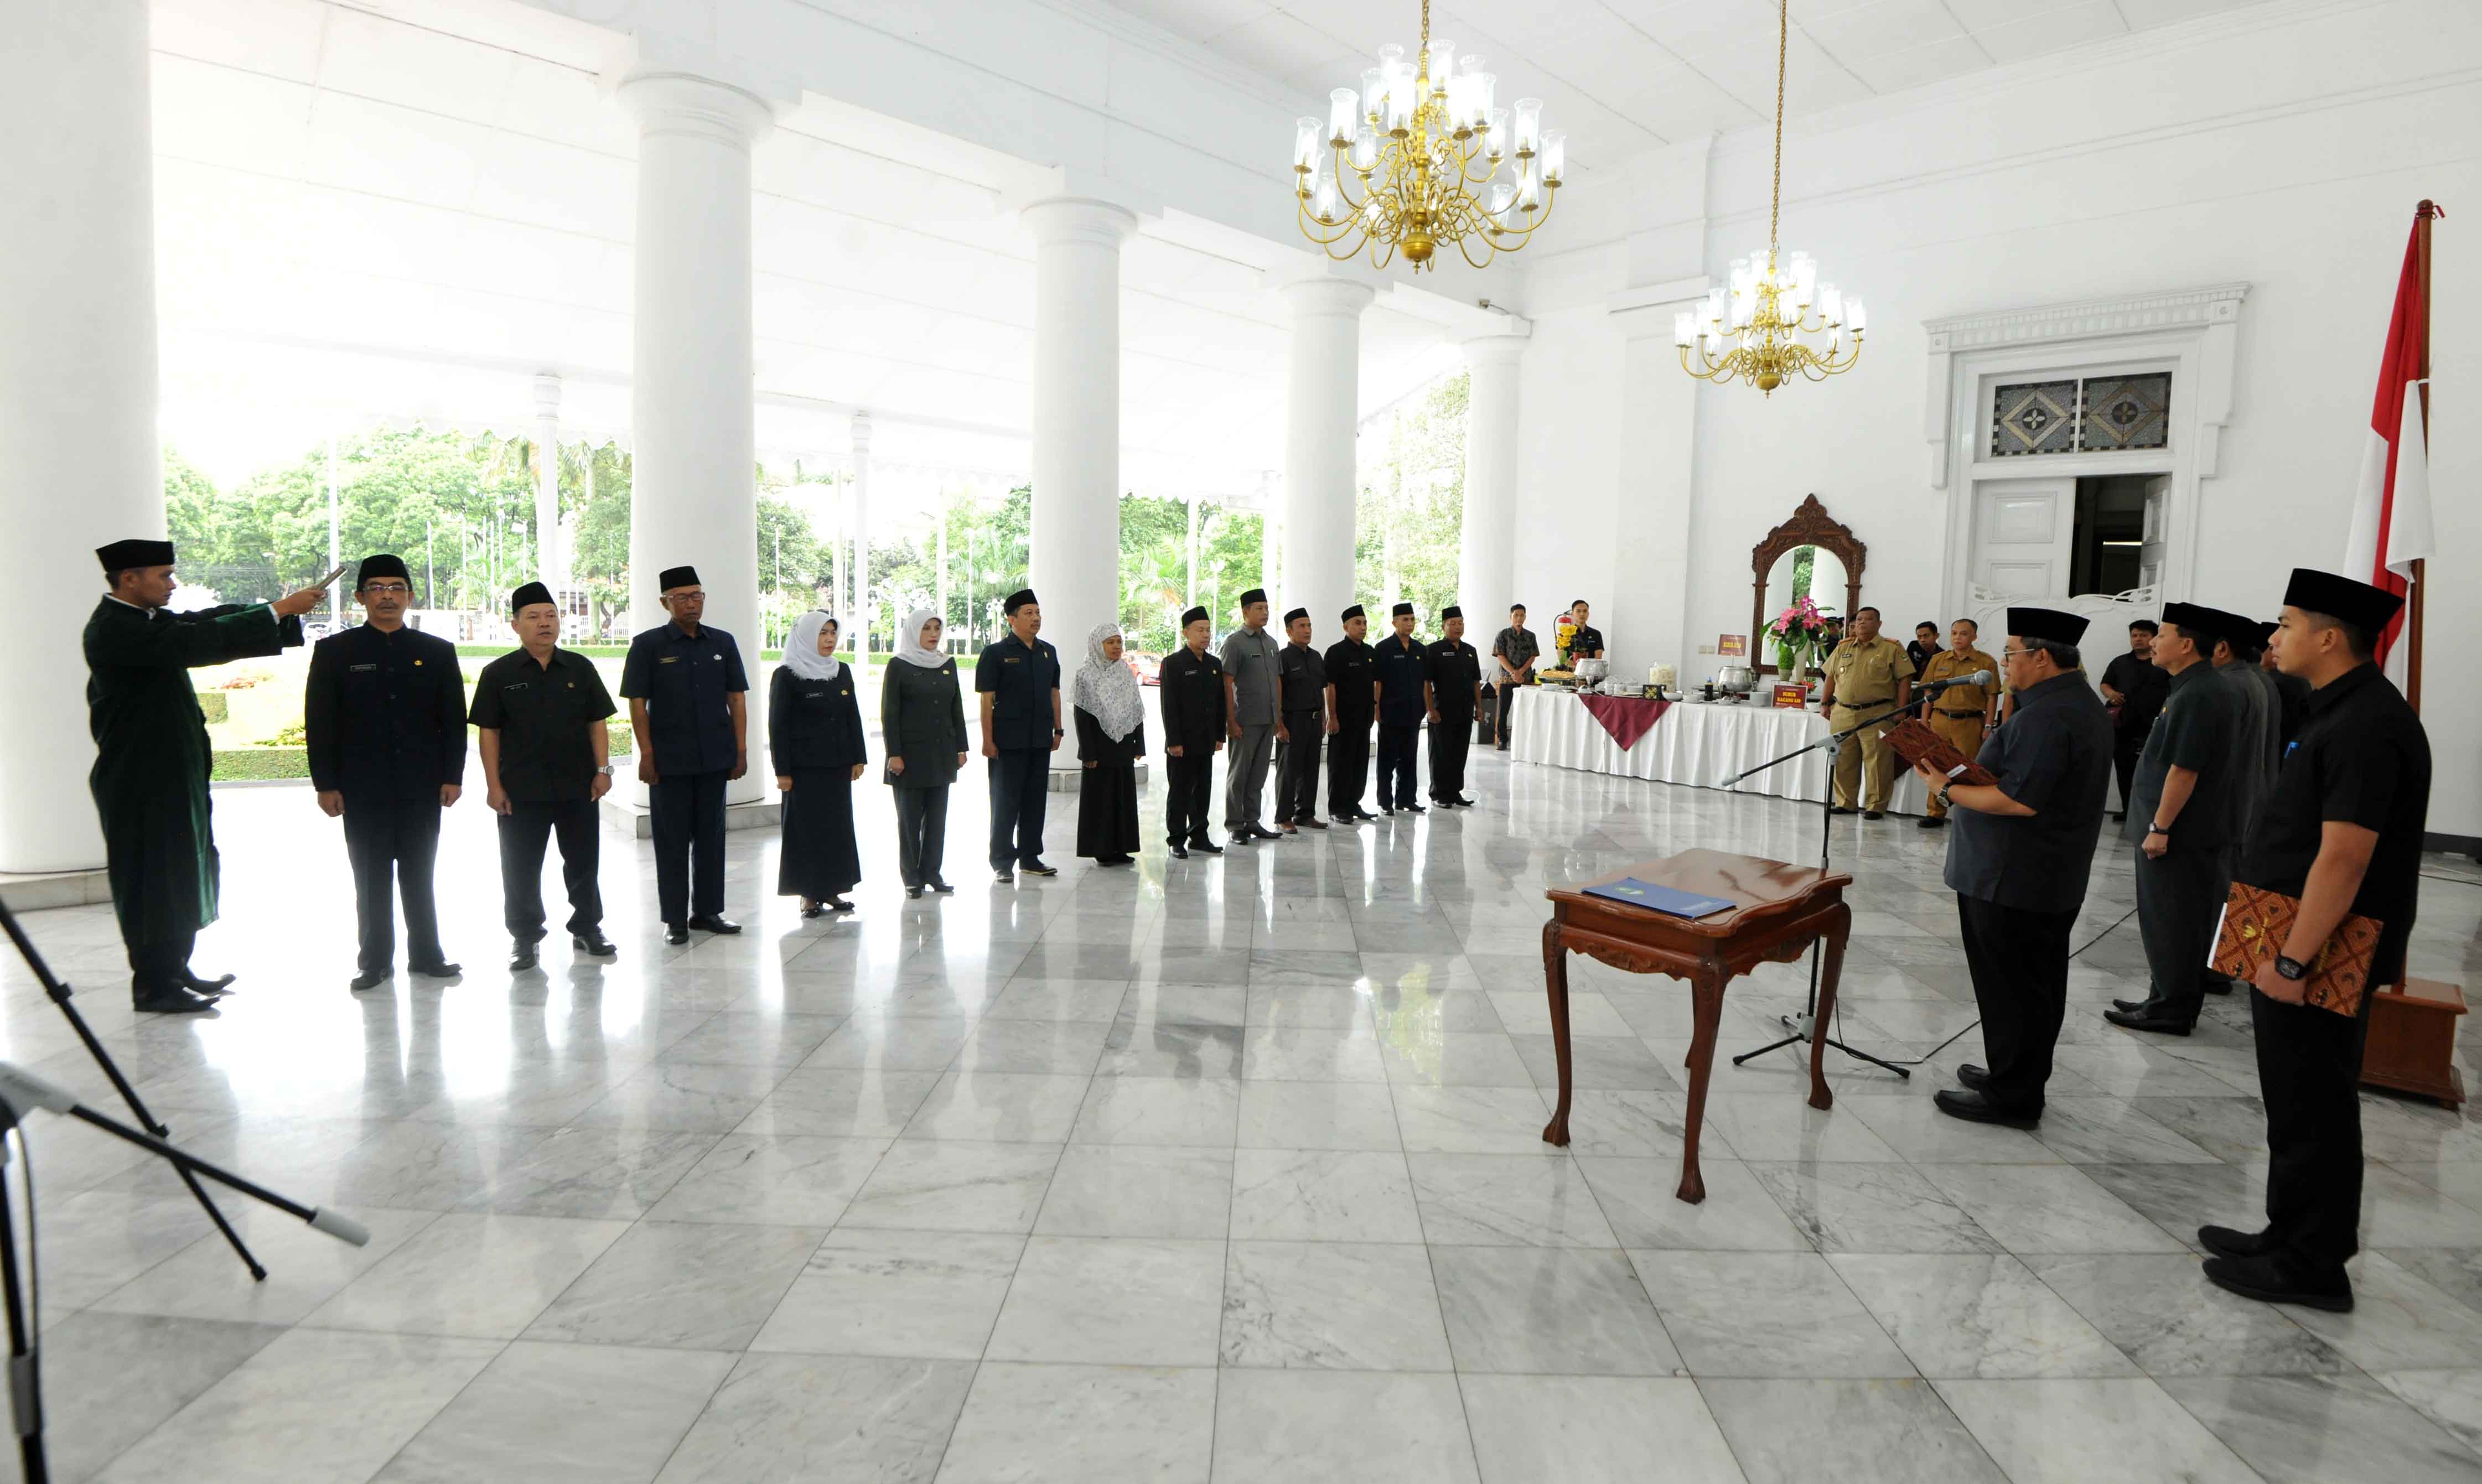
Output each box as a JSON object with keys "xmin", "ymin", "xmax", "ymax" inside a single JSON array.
[{"xmin": 1750, "ymin": 494, "xmax": 1867, "ymax": 674}]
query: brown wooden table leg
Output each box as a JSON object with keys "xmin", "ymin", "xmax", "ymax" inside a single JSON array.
[
  {"xmin": 1675, "ymin": 961, "xmax": 1725, "ymax": 1203},
  {"xmin": 1541, "ymin": 919, "xmax": 1573, "ymax": 1147},
  {"xmin": 1808, "ymin": 904, "xmax": 1852, "ymax": 1112}
]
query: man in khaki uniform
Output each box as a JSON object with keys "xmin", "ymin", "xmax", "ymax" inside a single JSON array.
[
  {"xmin": 1820, "ymin": 605, "xmax": 1915, "ymax": 818},
  {"xmin": 1916, "ymin": 618, "xmax": 1999, "ymax": 830}
]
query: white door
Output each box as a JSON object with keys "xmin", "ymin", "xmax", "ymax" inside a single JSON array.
[
  {"xmin": 2137, "ymin": 474, "xmax": 2170, "ymax": 591},
  {"xmin": 1973, "ymin": 476, "xmax": 2075, "ymax": 597}
]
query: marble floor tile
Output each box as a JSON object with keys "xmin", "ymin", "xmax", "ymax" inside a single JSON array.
[
  {"xmin": 1431, "ymin": 1246, "xmax": 1680, "ymax": 1376},
  {"xmin": 1407, "ymin": 1151, "xmax": 1619, "ymax": 1247},
  {"xmin": 300, "ymin": 1211, "xmax": 630, "ymax": 1338},
  {"xmin": 1634, "ymin": 1249, "xmax": 1914, "ymax": 1378},
  {"xmin": 640, "ymin": 1132, "xmax": 889, "ymax": 1224},
  {"xmin": 1238, "ymin": 1022, "xmax": 1386, "ymax": 1083},
  {"xmin": 1392, "ymin": 1084, "xmax": 1572, "ymax": 1154},
  {"xmin": 2160, "ymin": 1370, "xmax": 2482, "ymax": 1483},
  {"xmin": 654, "ymin": 1011, "xmax": 845, "ymax": 1068},
  {"xmin": 87, "ymin": 1200, "xmax": 432, "ymax": 1327},
  {"xmin": 1932, "ymin": 1376, "xmax": 2263, "ymax": 1482},
  {"xmin": 459, "ymin": 1125, "xmax": 718, "ymax": 1218},
  {"xmin": 1509, "ymin": 1032, "xmax": 1681, "ymax": 1092},
  {"xmin": 899, "ymin": 1071, "xmax": 1092, "ymax": 1143},
  {"xmin": 2285, "ymin": 1252, "xmax": 2482, "ymax": 1371},
  {"xmin": 1828, "ymin": 1253, "xmax": 2139, "ymax": 1379},
  {"xmin": 2027, "ymin": 1253, "xmax": 2349, "ymax": 1376},
  {"xmin": 984, "ymin": 1236, "xmax": 1226, "ymax": 1366},
  {"xmin": 1221, "ymin": 1239, "xmax": 1455, "ymax": 1371},
  {"xmin": 1577, "ymin": 1154, "xmax": 1813, "ymax": 1251},
  {"xmin": 374, "ymin": 1340, "xmax": 734, "ymax": 1483},
  {"xmin": 330, "ymin": 1121, "xmax": 556, "ymax": 1208},
  {"xmin": 571, "ymin": 1061, "xmax": 792, "ymax": 1134},
  {"xmin": 1229, "ymin": 1148, "xmax": 1423, "ymax": 1242},
  {"xmin": 522, "ymin": 1220, "xmax": 826, "ymax": 1350},
  {"xmin": 1210, "ymin": 1369, "xmax": 1480, "ymax": 1484},
  {"xmin": 983, "ymin": 976, "xmax": 1134, "ymax": 1021},
  {"xmin": 1700, "ymin": 1093, "xmax": 1906, "ymax": 1163},
  {"xmin": 2079, "ymin": 1160, "xmax": 2269, "ymax": 1249},
  {"xmin": 750, "ymin": 1227, "xmax": 1023, "ymax": 1360},
  {"xmin": 2377, "ymin": 1369, "xmax": 2482, "ymax": 1457},
  {"xmin": 1459, "ymin": 1374, "xmax": 1747, "ymax": 1484},
  {"xmin": 1697, "ymin": 1377, "xmax": 2007, "ymax": 1484},
  {"xmin": 1116, "ymin": 980, "xmax": 1248, "ymax": 1028},
  {"xmin": 37, "ymin": 1187, "xmax": 275, "ymax": 1314},
  {"xmin": 1234, "ymin": 1078, "xmax": 1402, "ymax": 1151},
  {"xmin": 1379, "ymin": 1030, "xmax": 1536, "ymax": 1088},
  {"xmin": 950, "ymin": 1017, "xmax": 1111, "ymax": 1075},
  {"xmin": 29, "ymin": 1310, "xmax": 287, "ymax": 1484},
  {"xmin": 730, "ymin": 1068, "xmax": 943, "ymax": 1138},
  {"xmin": 2380, "ymin": 1247, "xmax": 2482, "ymax": 1316},
  {"xmin": 802, "ymin": 1014, "xmax": 976, "ymax": 1072},
  {"xmin": 936, "ymin": 1362, "xmax": 1215, "ymax": 1484},
  {"xmin": 1844, "ymin": 1096, "xmax": 2064, "ymax": 1164},
  {"xmin": 1488, "ymin": 988, "xmax": 1635, "ymax": 1037},
  {"xmin": 652, "ymin": 1352, "xmax": 976, "ymax": 1483},
  {"xmin": 1036, "ymin": 1144, "xmax": 1235, "ymax": 1238},
  {"xmin": 837, "ymin": 1139, "xmax": 1060, "ymax": 1233},
  {"xmin": 1069, "ymin": 1075, "xmax": 1242, "ymax": 1146},
  {"xmin": 2029, "ymin": 1096, "xmax": 2224, "ymax": 1165},
  {"xmin": 1915, "ymin": 1163, "xmax": 2186, "ymax": 1254},
  {"xmin": 1747, "ymin": 1159, "xmax": 2003, "ymax": 1255}
]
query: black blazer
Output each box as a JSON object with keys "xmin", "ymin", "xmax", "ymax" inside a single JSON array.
[
  {"xmin": 1157, "ymin": 646, "xmax": 1227, "ymax": 751},
  {"xmin": 1075, "ymin": 707, "xmax": 1145, "ymax": 767},
  {"xmin": 304, "ymin": 622, "xmax": 467, "ymax": 800},
  {"xmin": 769, "ymin": 666, "xmax": 867, "ymax": 772}
]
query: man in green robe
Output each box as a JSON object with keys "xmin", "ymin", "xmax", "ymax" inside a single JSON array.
[{"xmin": 84, "ymin": 539, "xmax": 331, "ymax": 1013}]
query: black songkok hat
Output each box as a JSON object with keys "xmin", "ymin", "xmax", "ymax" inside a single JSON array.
[
  {"xmin": 2258, "ymin": 620, "xmax": 2279, "ymax": 646},
  {"xmin": 1391, "ymin": 601, "xmax": 1415, "ymax": 619},
  {"xmin": 2007, "ymin": 606, "xmax": 2088, "ymax": 645},
  {"xmin": 2199, "ymin": 606, "xmax": 2265, "ymax": 652},
  {"xmin": 1181, "ymin": 605, "xmax": 1209, "ymax": 627},
  {"xmin": 1441, "ymin": 605, "xmax": 1463, "ymax": 620},
  {"xmin": 2159, "ymin": 602, "xmax": 2220, "ymax": 642},
  {"xmin": 95, "ymin": 538, "xmax": 173, "ymax": 571},
  {"xmin": 2284, "ymin": 567, "xmax": 2403, "ymax": 634},
  {"xmin": 658, "ymin": 565, "xmax": 700, "ymax": 592},
  {"xmin": 1341, "ymin": 604, "xmax": 1365, "ymax": 622},
  {"xmin": 356, "ymin": 554, "xmax": 411, "ymax": 588},
  {"xmin": 1239, "ymin": 588, "xmax": 1268, "ymax": 609},
  {"xmin": 510, "ymin": 581, "xmax": 555, "ymax": 615},
  {"xmin": 1004, "ymin": 588, "xmax": 1038, "ymax": 615},
  {"xmin": 1283, "ymin": 606, "xmax": 1308, "ymax": 625}
]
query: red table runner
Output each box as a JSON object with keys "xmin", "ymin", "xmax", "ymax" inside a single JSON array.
[{"xmin": 1577, "ymin": 693, "xmax": 1672, "ymax": 750}]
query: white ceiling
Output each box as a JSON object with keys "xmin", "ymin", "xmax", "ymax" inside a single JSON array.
[
  {"xmin": 1103, "ymin": 0, "xmax": 2284, "ymax": 162},
  {"xmin": 146, "ymin": 0, "xmax": 1459, "ymax": 501}
]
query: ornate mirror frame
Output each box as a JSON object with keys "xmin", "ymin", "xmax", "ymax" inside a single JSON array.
[{"xmin": 1750, "ymin": 494, "xmax": 1866, "ymax": 674}]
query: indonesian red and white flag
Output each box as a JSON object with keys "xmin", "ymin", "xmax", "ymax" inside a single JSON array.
[{"xmin": 2341, "ymin": 207, "xmax": 2436, "ymax": 679}]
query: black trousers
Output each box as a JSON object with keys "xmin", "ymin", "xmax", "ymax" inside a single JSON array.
[
  {"xmin": 1376, "ymin": 722, "xmax": 1420, "ymax": 808},
  {"xmin": 2134, "ymin": 842, "xmax": 2228, "ymax": 1023},
  {"xmin": 988, "ymin": 748, "xmax": 1050, "ymax": 870},
  {"xmin": 498, "ymin": 798, "xmax": 602, "ymax": 941},
  {"xmin": 1494, "ymin": 681, "xmax": 1520, "ymax": 749},
  {"xmin": 649, "ymin": 769, "xmax": 728, "ymax": 925},
  {"xmin": 1274, "ymin": 713, "xmax": 1323, "ymax": 823},
  {"xmin": 894, "ymin": 786, "xmax": 950, "ymax": 889},
  {"xmin": 1428, "ymin": 715, "xmax": 1472, "ymax": 801},
  {"xmin": 343, "ymin": 796, "xmax": 445, "ymax": 973},
  {"xmin": 1327, "ymin": 720, "xmax": 1372, "ymax": 816},
  {"xmin": 126, "ymin": 931, "xmax": 195, "ymax": 996},
  {"xmin": 2112, "ymin": 732, "xmax": 2144, "ymax": 813},
  {"xmin": 1165, "ymin": 752, "xmax": 1215, "ymax": 844},
  {"xmin": 1956, "ymin": 893, "xmax": 2074, "ymax": 1114},
  {"xmin": 2253, "ymin": 985, "xmax": 2377, "ymax": 1272}
]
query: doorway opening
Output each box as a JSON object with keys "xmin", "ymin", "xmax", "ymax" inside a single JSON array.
[{"xmin": 2069, "ymin": 474, "xmax": 2166, "ymax": 595}]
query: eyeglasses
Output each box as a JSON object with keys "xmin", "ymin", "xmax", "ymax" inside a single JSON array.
[
  {"xmin": 361, "ymin": 583, "xmax": 411, "ymax": 596},
  {"xmin": 1999, "ymin": 647, "xmax": 2029, "ymax": 661}
]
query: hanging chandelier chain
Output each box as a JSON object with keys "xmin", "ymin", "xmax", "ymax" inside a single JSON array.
[
  {"xmin": 1769, "ymin": 0, "xmax": 1786, "ymax": 254},
  {"xmin": 1420, "ymin": 0, "xmax": 1431, "ymax": 53}
]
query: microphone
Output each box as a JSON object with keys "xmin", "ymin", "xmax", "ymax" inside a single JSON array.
[{"xmin": 1918, "ymin": 670, "xmax": 1996, "ymax": 693}]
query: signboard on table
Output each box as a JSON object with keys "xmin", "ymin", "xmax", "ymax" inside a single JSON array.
[
  {"xmin": 1718, "ymin": 634, "xmax": 1746, "ymax": 657},
  {"xmin": 1770, "ymin": 683, "xmax": 1810, "ymax": 710}
]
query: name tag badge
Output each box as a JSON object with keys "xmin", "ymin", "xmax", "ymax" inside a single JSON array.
[
  {"xmin": 659, "ymin": 655, "xmax": 680, "ymax": 665},
  {"xmin": 712, "ymin": 653, "xmax": 721, "ymax": 661},
  {"xmin": 349, "ymin": 663, "xmax": 378, "ymax": 673},
  {"xmin": 1004, "ymin": 657, "xmax": 1019, "ymax": 664},
  {"xmin": 505, "ymin": 681, "xmax": 529, "ymax": 692}
]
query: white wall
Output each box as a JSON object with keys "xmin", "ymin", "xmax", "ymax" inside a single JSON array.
[{"xmin": 1509, "ymin": 0, "xmax": 2482, "ymax": 831}]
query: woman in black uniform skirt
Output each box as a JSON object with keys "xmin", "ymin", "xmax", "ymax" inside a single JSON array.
[
  {"xmin": 770, "ymin": 610, "xmax": 865, "ymax": 914},
  {"xmin": 1072, "ymin": 621, "xmax": 1144, "ymax": 867},
  {"xmin": 883, "ymin": 606, "xmax": 970, "ymax": 899}
]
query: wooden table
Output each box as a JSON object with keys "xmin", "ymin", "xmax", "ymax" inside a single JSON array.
[{"xmin": 1541, "ymin": 849, "xmax": 1854, "ymax": 1203}]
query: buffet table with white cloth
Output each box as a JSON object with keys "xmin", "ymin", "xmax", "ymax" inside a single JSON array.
[{"xmin": 1509, "ymin": 688, "xmax": 1931, "ymax": 813}]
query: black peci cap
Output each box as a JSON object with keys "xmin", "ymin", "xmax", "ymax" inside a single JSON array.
[
  {"xmin": 2007, "ymin": 606, "xmax": 2088, "ymax": 645},
  {"xmin": 1341, "ymin": 604, "xmax": 1365, "ymax": 622},
  {"xmin": 658, "ymin": 565, "xmax": 700, "ymax": 592},
  {"xmin": 1441, "ymin": 605, "xmax": 1462, "ymax": 620},
  {"xmin": 2159, "ymin": 602, "xmax": 2220, "ymax": 641},
  {"xmin": 356, "ymin": 554, "xmax": 411, "ymax": 588},
  {"xmin": 1181, "ymin": 605, "xmax": 1209, "ymax": 626},
  {"xmin": 2283, "ymin": 568, "xmax": 2403, "ymax": 635},
  {"xmin": 95, "ymin": 538, "xmax": 173, "ymax": 571},
  {"xmin": 510, "ymin": 581, "xmax": 555, "ymax": 615},
  {"xmin": 1004, "ymin": 588, "xmax": 1038, "ymax": 614},
  {"xmin": 1283, "ymin": 606, "xmax": 1308, "ymax": 625},
  {"xmin": 1391, "ymin": 601, "xmax": 1414, "ymax": 618},
  {"xmin": 1239, "ymin": 588, "xmax": 1267, "ymax": 609}
]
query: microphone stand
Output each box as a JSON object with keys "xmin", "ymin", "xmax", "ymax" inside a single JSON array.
[{"xmin": 1708, "ymin": 679, "xmax": 1983, "ymax": 1079}]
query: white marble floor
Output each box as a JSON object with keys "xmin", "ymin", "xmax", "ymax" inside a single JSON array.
[{"xmin": 6, "ymin": 751, "xmax": 2482, "ymax": 1482}]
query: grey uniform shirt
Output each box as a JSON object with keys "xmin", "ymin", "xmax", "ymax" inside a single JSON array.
[
  {"xmin": 2125, "ymin": 661, "xmax": 2241, "ymax": 850},
  {"xmin": 1945, "ymin": 670, "xmax": 2113, "ymax": 913},
  {"xmin": 1219, "ymin": 626, "xmax": 1282, "ymax": 727}
]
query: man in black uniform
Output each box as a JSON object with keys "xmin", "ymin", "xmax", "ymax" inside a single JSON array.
[
  {"xmin": 473, "ymin": 581, "xmax": 619, "ymax": 972},
  {"xmin": 1374, "ymin": 602, "xmax": 1428, "ymax": 814},
  {"xmin": 1157, "ymin": 605, "xmax": 1225, "ymax": 858},
  {"xmin": 1564, "ymin": 599, "xmax": 1604, "ymax": 663},
  {"xmin": 620, "ymin": 566, "xmax": 749, "ymax": 943},
  {"xmin": 1912, "ymin": 607, "xmax": 2111, "ymax": 1128},
  {"xmin": 1323, "ymin": 604, "xmax": 1378, "ymax": 823},
  {"xmin": 2199, "ymin": 568, "xmax": 2429, "ymax": 1314},
  {"xmin": 1273, "ymin": 607, "xmax": 1327, "ymax": 832},
  {"xmin": 307, "ymin": 555, "xmax": 468, "ymax": 990},
  {"xmin": 2099, "ymin": 618, "xmax": 2168, "ymax": 821},
  {"xmin": 977, "ymin": 587, "xmax": 1063, "ymax": 883},
  {"xmin": 1424, "ymin": 605, "xmax": 1482, "ymax": 807},
  {"xmin": 2105, "ymin": 604, "xmax": 2242, "ymax": 1036}
]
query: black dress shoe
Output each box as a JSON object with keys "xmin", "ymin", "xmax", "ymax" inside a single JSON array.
[
  {"xmin": 1302, "ymin": 817, "xmax": 1329, "ymax": 829},
  {"xmin": 994, "ymin": 869, "xmax": 1015, "ymax": 885},
  {"xmin": 2110, "ymin": 811, "xmax": 2128, "ymax": 823},
  {"xmin": 1191, "ymin": 839, "xmax": 1224, "ymax": 855},
  {"xmin": 1230, "ymin": 831, "xmax": 1255, "ymax": 845},
  {"xmin": 927, "ymin": 878, "xmax": 956, "ymax": 895},
  {"xmin": 181, "ymin": 969, "xmax": 238, "ymax": 995},
  {"xmin": 1830, "ymin": 805, "xmax": 1857, "ymax": 816},
  {"xmin": 1956, "ymin": 1063, "xmax": 1989, "ymax": 1092},
  {"xmin": 572, "ymin": 930, "xmax": 618, "ymax": 957},
  {"xmin": 2198, "ymin": 1224, "xmax": 2275, "ymax": 1261},
  {"xmin": 1021, "ymin": 860, "xmax": 1059, "ymax": 877},
  {"xmin": 827, "ymin": 896, "xmax": 856, "ymax": 911},
  {"xmin": 348, "ymin": 968, "xmax": 390, "ymax": 992},
  {"xmin": 2203, "ymin": 1252, "xmax": 2353, "ymax": 1312},
  {"xmin": 908, "ymin": 885, "xmax": 925, "ymax": 899},
  {"xmin": 801, "ymin": 903, "xmax": 825, "ymax": 919},
  {"xmin": 1402, "ymin": 802, "xmax": 1427, "ymax": 814},
  {"xmin": 133, "ymin": 984, "xmax": 216, "ymax": 1014},
  {"xmin": 1917, "ymin": 817, "xmax": 1946, "ymax": 830},
  {"xmin": 2110, "ymin": 997, "xmax": 2155, "ymax": 1015},
  {"xmin": 1248, "ymin": 825, "xmax": 1281, "ymax": 840},
  {"xmin": 664, "ymin": 923, "xmax": 690, "ymax": 945},
  {"xmin": 1863, "ymin": 810, "xmax": 1885, "ymax": 821},
  {"xmin": 2103, "ymin": 1006, "xmax": 2193, "ymax": 1035},
  {"xmin": 1932, "ymin": 1088, "xmax": 2040, "ymax": 1129},
  {"xmin": 1380, "ymin": 805, "xmax": 1396, "ymax": 816},
  {"xmin": 408, "ymin": 959, "xmax": 462, "ymax": 978},
  {"xmin": 1169, "ymin": 842, "xmax": 1190, "ymax": 859},
  {"xmin": 688, "ymin": 915, "xmax": 742, "ymax": 935},
  {"xmin": 509, "ymin": 939, "xmax": 540, "ymax": 972},
  {"xmin": 2201, "ymin": 976, "xmax": 2235, "ymax": 995}
]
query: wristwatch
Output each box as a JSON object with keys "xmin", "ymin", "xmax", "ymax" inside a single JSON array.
[
  {"xmin": 1934, "ymin": 786, "xmax": 1952, "ymax": 811},
  {"xmin": 2146, "ymin": 822, "xmax": 2170, "ymax": 836},
  {"xmin": 595, "ymin": 764, "xmax": 613, "ymax": 776},
  {"xmin": 2275, "ymin": 953, "xmax": 2310, "ymax": 982}
]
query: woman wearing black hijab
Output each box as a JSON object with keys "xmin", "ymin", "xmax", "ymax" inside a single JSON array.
[
  {"xmin": 1072, "ymin": 621, "xmax": 1144, "ymax": 866},
  {"xmin": 771, "ymin": 611, "xmax": 865, "ymax": 914}
]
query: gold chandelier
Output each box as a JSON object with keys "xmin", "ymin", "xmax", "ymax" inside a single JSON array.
[
  {"xmin": 1676, "ymin": 0, "xmax": 1864, "ymax": 395},
  {"xmin": 1292, "ymin": 0, "xmax": 1564, "ymax": 272}
]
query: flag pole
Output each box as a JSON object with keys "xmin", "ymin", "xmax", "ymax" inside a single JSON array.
[{"xmin": 2408, "ymin": 200, "xmax": 2437, "ymax": 712}]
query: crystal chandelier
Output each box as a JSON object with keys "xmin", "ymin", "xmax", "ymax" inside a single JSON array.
[
  {"xmin": 1675, "ymin": 0, "xmax": 1864, "ymax": 395},
  {"xmin": 1291, "ymin": 0, "xmax": 1564, "ymax": 272}
]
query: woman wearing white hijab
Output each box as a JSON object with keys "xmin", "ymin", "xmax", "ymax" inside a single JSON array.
[
  {"xmin": 1072, "ymin": 621, "xmax": 1145, "ymax": 867},
  {"xmin": 770, "ymin": 611, "xmax": 864, "ymax": 914},
  {"xmin": 880, "ymin": 606, "xmax": 969, "ymax": 897}
]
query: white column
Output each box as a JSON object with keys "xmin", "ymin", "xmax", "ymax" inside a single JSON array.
[
  {"xmin": 1279, "ymin": 277, "xmax": 1374, "ymax": 630},
  {"xmin": 619, "ymin": 71, "xmax": 771, "ymax": 805},
  {"xmin": 533, "ymin": 373, "xmax": 564, "ymax": 592},
  {"xmin": 0, "ymin": 0, "xmax": 163, "ymax": 873},
  {"xmin": 1023, "ymin": 195, "xmax": 1136, "ymax": 764},
  {"xmin": 848, "ymin": 413, "xmax": 872, "ymax": 646},
  {"xmin": 1457, "ymin": 333, "xmax": 1526, "ymax": 635}
]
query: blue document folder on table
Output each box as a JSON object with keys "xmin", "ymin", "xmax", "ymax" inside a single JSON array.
[{"xmin": 1581, "ymin": 878, "xmax": 1737, "ymax": 919}]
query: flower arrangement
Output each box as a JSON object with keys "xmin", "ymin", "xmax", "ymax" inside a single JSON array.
[
  {"xmin": 1554, "ymin": 618, "xmax": 1579, "ymax": 668},
  {"xmin": 1767, "ymin": 596, "xmax": 1837, "ymax": 679}
]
